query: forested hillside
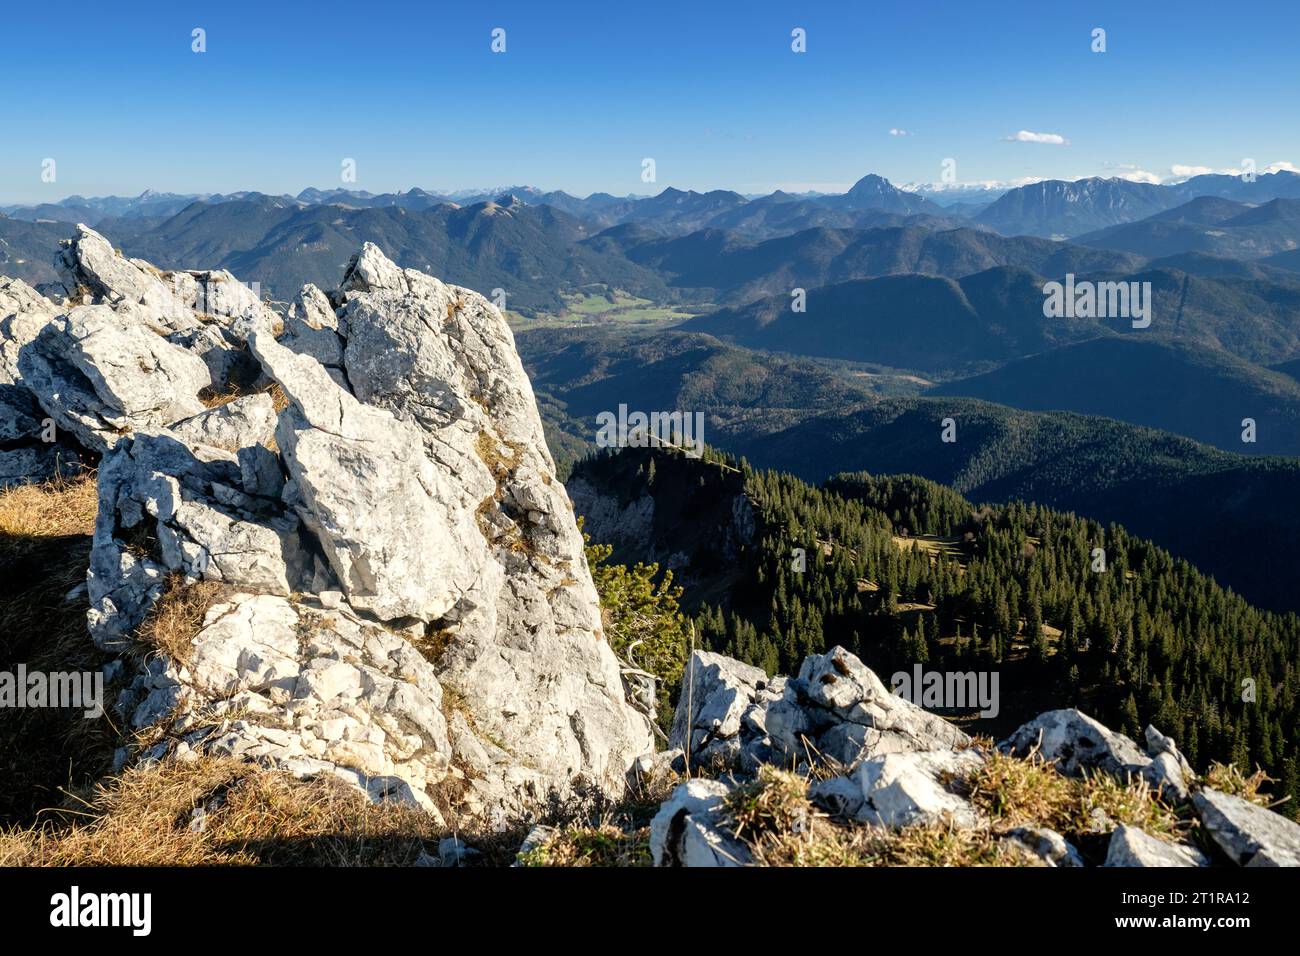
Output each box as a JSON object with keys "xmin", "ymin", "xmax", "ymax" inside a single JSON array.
[{"xmin": 573, "ymin": 446, "xmax": 1300, "ymax": 815}]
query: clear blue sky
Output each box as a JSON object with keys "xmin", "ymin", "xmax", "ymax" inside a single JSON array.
[{"xmin": 4, "ymin": 0, "xmax": 1297, "ymax": 202}]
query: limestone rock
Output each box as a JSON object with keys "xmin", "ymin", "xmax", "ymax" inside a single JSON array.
[
  {"xmin": 59, "ymin": 235, "xmax": 652, "ymax": 822},
  {"xmin": 121, "ymin": 590, "xmax": 456, "ymax": 816},
  {"xmin": 837, "ymin": 748, "xmax": 984, "ymax": 828},
  {"xmin": 168, "ymin": 394, "xmax": 277, "ymax": 453},
  {"xmin": 1193, "ymin": 788, "xmax": 1300, "ymax": 866},
  {"xmin": 0, "ymin": 276, "xmax": 59, "ymax": 385},
  {"xmin": 316, "ymin": 242, "xmax": 653, "ymax": 811},
  {"xmin": 18, "ymin": 304, "xmax": 210, "ymax": 452},
  {"xmin": 1104, "ymin": 825, "xmax": 1209, "ymax": 867},
  {"xmin": 666, "ymin": 646, "xmax": 969, "ymax": 780},
  {"xmin": 87, "ymin": 429, "xmax": 318, "ymax": 647},
  {"xmin": 1141, "ymin": 724, "xmax": 1194, "ymax": 803},
  {"xmin": 1003, "ymin": 827, "xmax": 1085, "ymax": 867},
  {"xmin": 515, "ymin": 825, "xmax": 559, "ymax": 864},
  {"xmin": 649, "ymin": 779, "xmax": 750, "ymax": 867},
  {"xmin": 53, "ymin": 224, "xmax": 199, "ymax": 335},
  {"xmin": 627, "ymin": 748, "xmax": 685, "ymax": 791},
  {"xmin": 51, "ymin": 225, "xmax": 272, "ymax": 391},
  {"xmin": 247, "ymin": 325, "xmax": 480, "ymax": 624},
  {"xmin": 280, "ymin": 284, "xmax": 345, "ymax": 375},
  {"xmin": 1000, "ymin": 709, "xmax": 1151, "ymax": 779},
  {"xmin": 669, "ymin": 651, "xmax": 783, "ymax": 773},
  {"xmin": 784, "ymin": 647, "xmax": 970, "ymax": 762}
]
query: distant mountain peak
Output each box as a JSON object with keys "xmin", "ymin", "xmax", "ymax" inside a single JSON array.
[{"xmin": 846, "ymin": 173, "xmax": 896, "ymax": 195}]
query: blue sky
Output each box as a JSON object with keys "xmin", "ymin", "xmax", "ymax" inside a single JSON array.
[{"xmin": 3, "ymin": 0, "xmax": 1298, "ymax": 202}]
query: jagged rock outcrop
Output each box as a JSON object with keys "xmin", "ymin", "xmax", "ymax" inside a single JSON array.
[
  {"xmin": 279, "ymin": 284, "xmax": 345, "ymax": 382},
  {"xmin": 1003, "ymin": 827, "xmax": 1085, "ymax": 867},
  {"xmin": 0, "ymin": 227, "xmax": 653, "ymax": 823},
  {"xmin": 0, "ymin": 275, "xmax": 60, "ymax": 384},
  {"xmin": 669, "ymin": 651, "xmax": 785, "ymax": 772},
  {"xmin": 1, "ymin": 276, "xmax": 89, "ymax": 485},
  {"xmin": 19, "ymin": 305, "xmax": 212, "ymax": 453},
  {"xmin": 1142, "ymin": 724, "xmax": 1194, "ymax": 803},
  {"xmin": 818, "ymin": 748, "xmax": 984, "ymax": 828},
  {"xmin": 999, "ymin": 709, "xmax": 1196, "ymax": 803},
  {"xmin": 671, "ymin": 646, "xmax": 969, "ymax": 776},
  {"xmin": 1104, "ymin": 825, "xmax": 1209, "ymax": 867},
  {"xmin": 1193, "ymin": 788, "xmax": 1300, "ymax": 866},
  {"xmin": 87, "ymin": 428, "xmax": 320, "ymax": 647},
  {"xmin": 999, "ymin": 708, "xmax": 1151, "ymax": 777},
  {"xmin": 645, "ymin": 646, "xmax": 1300, "ymax": 868},
  {"xmin": 649, "ymin": 778, "xmax": 750, "ymax": 867},
  {"xmin": 245, "ymin": 325, "xmax": 480, "ymax": 624}
]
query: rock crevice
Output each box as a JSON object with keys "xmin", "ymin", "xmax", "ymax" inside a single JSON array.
[{"xmin": 0, "ymin": 226, "xmax": 653, "ymax": 823}]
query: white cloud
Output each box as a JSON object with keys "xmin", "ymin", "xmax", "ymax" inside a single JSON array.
[
  {"xmin": 1169, "ymin": 164, "xmax": 1236, "ymax": 180},
  {"xmin": 889, "ymin": 128, "xmax": 911, "ymax": 137},
  {"xmin": 1114, "ymin": 168, "xmax": 1163, "ymax": 184},
  {"xmin": 1164, "ymin": 161, "xmax": 1297, "ymax": 182},
  {"xmin": 1003, "ymin": 130, "xmax": 1069, "ymax": 145}
]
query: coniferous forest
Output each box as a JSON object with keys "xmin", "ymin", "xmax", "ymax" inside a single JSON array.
[{"xmin": 574, "ymin": 445, "xmax": 1300, "ymax": 815}]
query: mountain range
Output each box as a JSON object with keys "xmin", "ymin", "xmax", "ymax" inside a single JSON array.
[
  {"xmin": 12, "ymin": 168, "xmax": 1300, "ymax": 245},
  {"xmin": 1077, "ymin": 197, "xmax": 1300, "ymax": 260},
  {"xmin": 681, "ymin": 265, "xmax": 1300, "ymax": 372},
  {"xmin": 6, "ymin": 169, "xmax": 1300, "ymax": 615},
  {"xmin": 972, "ymin": 171, "xmax": 1300, "ymax": 239}
]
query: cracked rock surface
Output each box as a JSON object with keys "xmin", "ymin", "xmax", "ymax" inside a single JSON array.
[
  {"xmin": 648, "ymin": 646, "xmax": 1300, "ymax": 868},
  {"xmin": 1, "ymin": 225, "xmax": 652, "ymax": 823}
]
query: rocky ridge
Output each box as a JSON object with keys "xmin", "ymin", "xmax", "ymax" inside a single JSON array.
[
  {"xmin": 612, "ymin": 647, "xmax": 1300, "ymax": 867},
  {"xmin": 0, "ymin": 225, "xmax": 653, "ymax": 825}
]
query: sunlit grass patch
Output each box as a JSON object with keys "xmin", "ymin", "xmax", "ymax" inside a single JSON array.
[{"xmin": 0, "ymin": 757, "xmax": 444, "ymax": 866}]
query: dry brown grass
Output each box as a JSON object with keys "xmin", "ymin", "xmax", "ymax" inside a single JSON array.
[
  {"xmin": 198, "ymin": 386, "xmax": 242, "ymax": 409},
  {"xmin": 0, "ymin": 473, "xmax": 98, "ymax": 540},
  {"xmin": 730, "ymin": 767, "xmax": 1042, "ymax": 867},
  {"xmin": 134, "ymin": 576, "xmax": 226, "ymax": 666},
  {"xmin": 198, "ymin": 380, "xmax": 289, "ymax": 414},
  {"xmin": 523, "ymin": 765, "xmax": 1038, "ymax": 868},
  {"xmin": 965, "ymin": 748, "xmax": 1183, "ymax": 840},
  {"xmin": 411, "ymin": 624, "xmax": 453, "ymax": 667},
  {"xmin": 735, "ymin": 813, "xmax": 1029, "ymax": 867},
  {"xmin": 515, "ymin": 758, "xmax": 683, "ymax": 867},
  {"xmin": 266, "ymin": 382, "xmax": 290, "ymax": 413},
  {"xmin": 0, "ymin": 757, "xmax": 446, "ymax": 866},
  {"xmin": 474, "ymin": 430, "xmax": 516, "ymax": 483},
  {"xmin": 1202, "ymin": 762, "xmax": 1276, "ymax": 807},
  {"xmin": 723, "ymin": 765, "xmax": 813, "ymax": 843},
  {"xmin": 964, "ymin": 748, "xmax": 1077, "ymax": 827},
  {"xmin": 525, "ymin": 749, "xmax": 1198, "ymax": 868},
  {"xmin": 723, "ymin": 766, "xmax": 1032, "ymax": 867},
  {"xmin": 858, "ymin": 820, "xmax": 1029, "ymax": 867}
]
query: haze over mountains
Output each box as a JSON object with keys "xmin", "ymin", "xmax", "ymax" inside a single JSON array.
[{"xmin": 5, "ymin": 168, "xmax": 1300, "ymax": 610}]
